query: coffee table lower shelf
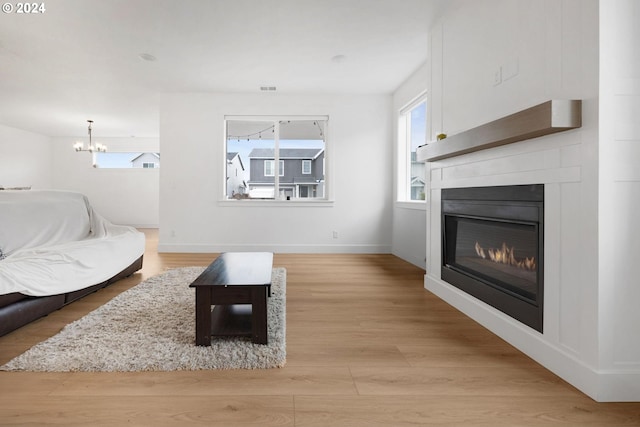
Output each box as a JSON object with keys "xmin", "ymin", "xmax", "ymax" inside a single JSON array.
[{"xmin": 210, "ymin": 304, "xmax": 254, "ymax": 338}]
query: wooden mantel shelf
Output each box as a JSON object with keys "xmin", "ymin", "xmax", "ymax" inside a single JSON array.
[{"xmin": 417, "ymin": 100, "xmax": 582, "ymax": 162}]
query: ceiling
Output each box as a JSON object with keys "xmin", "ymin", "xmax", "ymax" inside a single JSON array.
[{"xmin": 0, "ymin": 0, "xmax": 445, "ymax": 138}]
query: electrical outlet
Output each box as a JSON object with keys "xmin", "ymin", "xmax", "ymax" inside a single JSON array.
[
  {"xmin": 333, "ymin": 231, "xmax": 338, "ymax": 239},
  {"xmin": 493, "ymin": 66, "xmax": 502, "ymax": 86}
]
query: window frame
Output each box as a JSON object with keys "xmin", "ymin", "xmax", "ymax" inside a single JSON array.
[
  {"xmin": 302, "ymin": 159, "xmax": 312, "ymax": 175},
  {"xmin": 222, "ymin": 115, "xmax": 331, "ymax": 204},
  {"xmin": 264, "ymin": 160, "xmax": 285, "ymax": 177},
  {"xmin": 397, "ymin": 93, "xmax": 428, "ymax": 205}
]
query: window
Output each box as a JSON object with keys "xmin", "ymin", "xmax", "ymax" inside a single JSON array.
[
  {"xmin": 302, "ymin": 160, "xmax": 311, "ymax": 174},
  {"xmin": 225, "ymin": 117, "xmax": 327, "ymax": 200},
  {"xmin": 265, "ymin": 160, "xmax": 274, "ymax": 177},
  {"xmin": 398, "ymin": 96, "xmax": 427, "ymax": 201},
  {"xmin": 94, "ymin": 152, "xmax": 160, "ymax": 169},
  {"xmin": 264, "ymin": 160, "xmax": 284, "ymax": 177}
]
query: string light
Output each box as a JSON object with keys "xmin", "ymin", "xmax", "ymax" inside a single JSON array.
[
  {"xmin": 227, "ymin": 124, "xmax": 276, "ymax": 141},
  {"xmin": 226, "ymin": 120, "xmax": 325, "ymax": 141}
]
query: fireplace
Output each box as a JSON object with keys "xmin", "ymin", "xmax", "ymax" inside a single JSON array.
[{"xmin": 441, "ymin": 184, "xmax": 544, "ymax": 332}]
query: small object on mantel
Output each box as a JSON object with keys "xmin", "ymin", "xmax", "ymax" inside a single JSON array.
[{"xmin": 420, "ymin": 133, "xmax": 448, "ymax": 148}]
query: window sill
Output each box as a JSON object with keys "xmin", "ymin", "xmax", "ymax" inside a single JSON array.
[
  {"xmin": 92, "ymin": 168, "xmax": 160, "ymax": 171},
  {"xmin": 395, "ymin": 201, "xmax": 427, "ymax": 211},
  {"xmin": 218, "ymin": 199, "xmax": 334, "ymax": 207}
]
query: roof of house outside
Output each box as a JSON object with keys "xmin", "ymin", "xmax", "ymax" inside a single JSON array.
[
  {"xmin": 227, "ymin": 152, "xmax": 245, "ymax": 170},
  {"xmin": 130, "ymin": 152, "xmax": 160, "ymax": 163},
  {"xmin": 248, "ymin": 148, "xmax": 323, "ymax": 159}
]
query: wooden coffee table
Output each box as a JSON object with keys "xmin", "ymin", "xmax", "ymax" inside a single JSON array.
[{"xmin": 189, "ymin": 252, "xmax": 273, "ymax": 346}]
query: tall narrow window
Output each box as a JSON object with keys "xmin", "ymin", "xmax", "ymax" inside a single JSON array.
[
  {"xmin": 398, "ymin": 96, "xmax": 427, "ymax": 201},
  {"xmin": 225, "ymin": 117, "xmax": 327, "ymax": 200},
  {"xmin": 302, "ymin": 160, "xmax": 312, "ymax": 174},
  {"xmin": 265, "ymin": 160, "xmax": 274, "ymax": 177}
]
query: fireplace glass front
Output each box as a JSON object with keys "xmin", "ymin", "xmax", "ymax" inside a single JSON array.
[{"xmin": 441, "ymin": 185, "xmax": 544, "ymax": 332}]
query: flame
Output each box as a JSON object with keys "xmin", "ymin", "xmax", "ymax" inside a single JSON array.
[{"xmin": 475, "ymin": 241, "xmax": 536, "ymax": 271}]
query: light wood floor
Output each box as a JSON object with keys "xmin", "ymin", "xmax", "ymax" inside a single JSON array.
[{"xmin": 1, "ymin": 229, "xmax": 639, "ymax": 426}]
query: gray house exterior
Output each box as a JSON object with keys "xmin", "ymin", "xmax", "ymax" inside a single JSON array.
[{"xmin": 247, "ymin": 148, "xmax": 324, "ymax": 198}]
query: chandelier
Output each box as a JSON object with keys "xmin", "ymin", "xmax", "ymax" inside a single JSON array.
[{"xmin": 73, "ymin": 120, "xmax": 106, "ymax": 152}]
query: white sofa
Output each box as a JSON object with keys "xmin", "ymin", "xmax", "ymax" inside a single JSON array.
[{"xmin": 0, "ymin": 190, "xmax": 145, "ymax": 336}]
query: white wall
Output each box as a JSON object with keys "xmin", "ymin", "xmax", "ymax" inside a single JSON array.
[
  {"xmin": 392, "ymin": 63, "xmax": 428, "ymax": 268},
  {"xmin": 51, "ymin": 137, "xmax": 160, "ymax": 227},
  {"xmin": 158, "ymin": 92, "xmax": 393, "ymax": 253},
  {"xmin": 434, "ymin": 0, "xmax": 591, "ymax": 138},
  {"xmin": 598, "ymin": 0, "xmax": 640, "ymax": 400},
  {"xmin": 0, "ymin": 124, "xmax": 52, "ymax": 189},
  {"xmin": 422, "ymin": 0, "xmax": 640, "ymax": 401}
]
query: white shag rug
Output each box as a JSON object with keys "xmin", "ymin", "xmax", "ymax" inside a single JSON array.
[{"xmin": 1, "ymin": 267, "xmax": 286, "ymax": 372}]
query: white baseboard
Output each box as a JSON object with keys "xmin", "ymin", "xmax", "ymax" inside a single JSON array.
[
  {"xmin": 157, "ymin": 242, "xmax": 392, "ymax": 254},
  {"xmin": 129, "ymin": 224, "xmax": 159, "ymax": 229},
  {"xmin": 425, "ymin": 274, "xmax": 640, "ymax": 402}
]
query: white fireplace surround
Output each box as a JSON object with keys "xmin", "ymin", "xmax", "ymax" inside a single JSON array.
[{"xmin": 419, "ymin": 99, "xmax": 640, "ymax": 402}]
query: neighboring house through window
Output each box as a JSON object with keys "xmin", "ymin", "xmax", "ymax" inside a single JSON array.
[
  {"xmin": 94, "ymin": 152, "xmax": 160, "ymax": 168},
  {"xmin": 131, "ymin": 153, "xmax": 160, "ymax": 168},
  {"xmin": 226, "ymin": 152, "xmax": 246, "ymax": 198},
  {"xmin": 249, "ymin": 148, "xmax": 324, "ymax": 198},
  {"xmin": 225, "ymin": 117, "xmax": 327, "ymax": 200}
]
